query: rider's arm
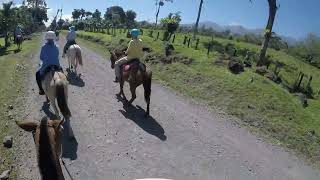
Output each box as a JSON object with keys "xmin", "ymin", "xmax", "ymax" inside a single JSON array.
[
  {"xmin": 39, "ymin": 46, "xmax": 45, "ymax": 66},
  {"xmin": 125, "ymin": 40, "xmax": 133, "ymax": 55}
]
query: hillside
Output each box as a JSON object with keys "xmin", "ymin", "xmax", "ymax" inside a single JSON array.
[{"xmin": 71, "ymin": 28, "xmax": 320, "ymax": 167}]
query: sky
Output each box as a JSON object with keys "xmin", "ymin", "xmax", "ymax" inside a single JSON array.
[{"xmin": 3, "ymin": 0, "xmax": 320, "ymax": 39}]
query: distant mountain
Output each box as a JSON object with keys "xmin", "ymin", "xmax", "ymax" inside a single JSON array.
[
  {"xmin": 182, "ymin": 21, "xmax": 299, "ymax": 45},
  {"xmin": 182, "ymin": 21, "xmax": 264, "ymax": 36}
]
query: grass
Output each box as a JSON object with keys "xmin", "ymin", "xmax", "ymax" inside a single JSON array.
[
  {"xmin": 69, "ymin": 29, "xmax": 320, "ymax": 167},
  {"xmin": 0, "ymin": 34, "xmax": 41, "ymax": 178}
]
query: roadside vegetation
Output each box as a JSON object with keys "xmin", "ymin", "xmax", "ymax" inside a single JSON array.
[
  {"xmin": 0, "ymin": 0, "xmax": 48, "ymax": 177},
  {"xmin": 0, "ymin": 34, "xmax": 41, "ymax": 178}
]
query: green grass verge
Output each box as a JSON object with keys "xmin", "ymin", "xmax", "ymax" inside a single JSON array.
[
  {"xmin": 0, "ymin": 34, "xmax": 41, "ymax": 178},
  {"xmin": 67, "ymin": 30, "xmax": 320, "ymax": 167}
]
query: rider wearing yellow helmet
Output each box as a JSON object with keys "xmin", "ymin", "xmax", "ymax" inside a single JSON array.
[{"xmin": 114, "ymin": 28, "xmax": 144, "ymax": 82}]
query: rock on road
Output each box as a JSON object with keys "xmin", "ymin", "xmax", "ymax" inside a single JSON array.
[{"xmin": 16, "ymin": 35, "xmax": 320, "ymax": 180}]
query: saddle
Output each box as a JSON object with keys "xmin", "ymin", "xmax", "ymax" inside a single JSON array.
[
  {"xmin": 121, "ymin": 59, "xmax": 146, "ymax": 73},
  {"xmin": 42, "ymin": 65, "xmax": 63, "ymax": 80}
]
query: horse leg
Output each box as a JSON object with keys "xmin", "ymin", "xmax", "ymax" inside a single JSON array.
[
  {"xmin": 128, "ymin": 84, "xmax": 137, "ymax": 105},
  {"xmin": 118, "ymin": 80, "xmax": 128, "ymax": 102}
]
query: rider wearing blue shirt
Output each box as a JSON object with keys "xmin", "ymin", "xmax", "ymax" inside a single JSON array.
[{"xmin": 36, "ymin": 31, "xmax": 62, "ymax": 95}]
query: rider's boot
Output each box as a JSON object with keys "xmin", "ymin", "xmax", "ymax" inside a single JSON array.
[{"xmin": 36, "ymin": 71, "xmax": 45, "ymax": 95}]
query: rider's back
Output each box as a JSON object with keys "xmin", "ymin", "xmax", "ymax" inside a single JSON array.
[
  {"xmin": 40, "ymin": 43, "xmax": 60, "ymax": 73},
  {"xmin": 126, "ymin": 39, "xmax": 144, "ymax": 60}
]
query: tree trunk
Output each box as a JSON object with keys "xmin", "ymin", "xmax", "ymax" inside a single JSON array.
[
  {"xmin": 257, "ymin": 0, "xmax": 277, "ymax": 66},
  {"xmin": 4, "ymin": 32, "xmax": 9, "ymax": 47},
  {"xmin": 193, "ymin": 0, "xmax": 203, "ymax": 40},
  {"xmin": 154, "ymin": 3, "xmax": 161, "ymax": 28}
]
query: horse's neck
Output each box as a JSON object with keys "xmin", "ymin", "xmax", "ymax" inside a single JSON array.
[{"xmin": 38, "ymin": 128, "xmax": 64, "ymax": 180}]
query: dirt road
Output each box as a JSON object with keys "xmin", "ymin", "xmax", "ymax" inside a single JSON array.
[{"xmin": 15, "ymin": 36, "xmax": 320, "ymax": 180}]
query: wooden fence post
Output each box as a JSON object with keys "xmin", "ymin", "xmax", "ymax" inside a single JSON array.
[
  {"xmin": 183, "ymin": 36, "xmax": 187, "ymax": 45},
  {"xmin": 195, "ymin": 38, "xmax": 200, "ymax": 50},
  {"xmin": 172, "ymin": 34, "xmax": 176, "ymax": 43},
  {"xmin": 187, "ymin": 38, "xmax": 191, "ymax": 47},
  {"xmin": 207, "ymin": 42, "xmax": 211, "ymax": 56},
  {"xmin": 156, "ymin": 32, "xmax": 160, "ymax": 40}
]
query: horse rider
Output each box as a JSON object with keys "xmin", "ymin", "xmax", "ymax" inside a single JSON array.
[
  {"xmin": 14, "ymin": 25, "xmax": 23, "ymax": 44},
  {"xmin": 62, "ymin": 25, "xmax": 77, "ymax": 58},
  {"xmin": 114, "ymin": 28, "xmax": 144, "ymax": 82},
  {"xmin": 36, "ymin": 31, "xmax": 62, "ymax": 95}
]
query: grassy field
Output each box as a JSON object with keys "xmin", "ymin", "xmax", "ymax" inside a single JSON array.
[
  {"xmin": 0, "ymin": 34, "xmax": 41, "ymax": 177},
  {"xmin": 69, "ymin": 29, "xmax": 320, "ymax": 167}
]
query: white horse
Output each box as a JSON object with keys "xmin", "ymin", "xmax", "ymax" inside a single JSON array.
[
  {"xmin": 66, "ymin": 44, "xmax": 83, "ymax": 75},
  {"xmin": 42, "ymin": 66, "xmax": 71, "ymax": 119}
]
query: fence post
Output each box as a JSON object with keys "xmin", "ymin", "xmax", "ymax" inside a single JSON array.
[
  {"xmin": 195, "ymin": 38, "xmax": 199, "ymax": 50},
  {"xmin": 207, "ymin": 42, "xmax": 211, "ymax": 56},
  {"xmin": 156, "ymin": 32, "xmax": 160, "ymax": 40},
  {"xmin": 183, "ymin": 36, "xmax": 187, "ymax": 45},
  {"xmin": 297, "ymin": 72, "xmax": 304, "ymax": 90},
  {"xmin": 172, "ymin": 34, "xmax": 176, "ymax": 43},
  {"xmin": 187, "ymin": 38, "xmax": 191, "ymax": 48}
]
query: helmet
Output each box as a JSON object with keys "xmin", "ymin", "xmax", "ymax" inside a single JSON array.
[
  {"xmin": 130, "ymin": 29, "xmax": 140, "ymax": 37},
  {"xmin": 45, "ymin": 31, "xmax": 56, "ymax": 40},
  {"xmin": 69, "ymin": 26, "xmax": 76, "ymax": 31}
]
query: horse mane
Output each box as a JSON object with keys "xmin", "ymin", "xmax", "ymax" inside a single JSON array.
[{"xmin": 38, "ymin": 117, "xmax": 59, "ymax": 180}]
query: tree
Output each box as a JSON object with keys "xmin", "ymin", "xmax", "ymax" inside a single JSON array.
[
  {"xmin": 72, "ymin": 9, "xmax": 81, "ymax": 20},
  {"xmin": 25, "ymin": 0, "xmax": 48, "ymax": 26},
  {"xmin": 104, "ymin": 6, "xmax": 126, "ymax": 24},
  {"xmin": 80, "ymin": 8, "xmax": 86, "ymax": 20},
  {"xmin": 1, "ymin": 1, "xmax": 14, "ymax": 47},
  {"xmin": 85, "ymin": 11, "xmax": 92, "ymax": 19},
  {"xmin": 154, "ymin": 0, "xmax": 173, "ymax": 28},
  {"xmin": 160, "ymin": 12, "xmax": 181, "ymax": 40},
  {"xmin": 251, "ymin": 0, "xmax": 278, "ymax": 66},
  {"xmin": 125, "ymin": 10, "xmax": 137, "ymax": 28},
  {"xmin": 92, "ymin": 9, "xmax": 101, "ymax": 20},
  {"xmin": 193, "ymin": 0, "xmax": 203, "ymax": 39}
]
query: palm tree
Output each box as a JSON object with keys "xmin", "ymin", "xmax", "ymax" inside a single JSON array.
[
  {"xmin": 154, "ymin": 0, "xmax": 173, "ymax": 28},
  {"xmin": 1, "ymin": 1, "xmax": 14, "ymax": 47},
  {"xmin": 193, "ymin": 0, "xmax": 204, "ymax": 39},
  {"xmin": 251, "ymin": 0, "xmax": 278, "ymax": 66}
]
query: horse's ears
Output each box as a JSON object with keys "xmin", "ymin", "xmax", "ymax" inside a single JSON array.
[{"xmin": 16, "ymin": 120, "xmax": 38, "ymax": 132}]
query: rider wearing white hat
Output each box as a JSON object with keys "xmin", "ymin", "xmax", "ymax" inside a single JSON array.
[{"xmin": 35, "ymin": 31, "xmax": 62, "ymax": 95}]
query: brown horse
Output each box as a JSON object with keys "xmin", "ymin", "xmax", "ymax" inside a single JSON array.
[
  {"xmin": 16, "ymin": 35, "xmax": 23, "ymax": 50},
  {"xmin": 109, "ymin": 50, "xmax": 152, "ymax": 116},
  {"xmin": 16, "ymin": 117, "xmax": 65, "ymax": 180}
]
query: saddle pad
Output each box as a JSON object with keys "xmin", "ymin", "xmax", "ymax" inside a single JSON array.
[{"xmin": 122, "ymin": 61, "xmax": 140, "ymax": 72}]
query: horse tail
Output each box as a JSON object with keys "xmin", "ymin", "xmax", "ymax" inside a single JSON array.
[
  {"xmin": 143, "ymin": 70, "xmax": 152, "ymax": 115},
  {"xmin": 76, "ymin": 46, "xmax": 83, "ymax": 66},
  {"xmin": 56, "ymin": 80, "xmax": 71, "ymax": 118}
]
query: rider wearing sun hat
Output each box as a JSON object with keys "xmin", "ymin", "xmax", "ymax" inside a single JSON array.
[
  {"xmin": 114, "ymin": 28, "xmax": 144, "ymax": 82},
  {"xmin": 35, "ymin": 31, "xmax": 61, "ymax": 95},
  {"xmin": 62, "ymin": 25, "xmax": 77, "ymax": 57}
]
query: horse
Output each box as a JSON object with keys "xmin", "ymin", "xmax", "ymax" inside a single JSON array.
[
  {"xmin": 66, "ymin": 44, "xmax": 83, "ymax": 75},
  {"xmin": 42, "ymin": 66, "xmax": 71, "ymax": 119},
  {"xmin": 15, "ymin": 35, "xmax": 23, "ymax": 50},
  {"xmin": 16, "ymin": 117, "xmax": 65, "ymax": 180},
  {"xmin": 109, "ymin": 50, "xmax": 152, "ymax": 116}
]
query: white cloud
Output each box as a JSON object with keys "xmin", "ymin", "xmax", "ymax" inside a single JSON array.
[{"xmin": 229, "ymin": 22, "xmax": 241, "ymax": 26}]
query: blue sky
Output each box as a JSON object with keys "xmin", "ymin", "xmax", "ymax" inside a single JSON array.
[{"xmin": 6, "ymin": 0, "xmax": 320, "ymax": 39}]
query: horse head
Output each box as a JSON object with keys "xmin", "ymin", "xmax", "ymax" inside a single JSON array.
[{"xmin": 16, "ymin": 117, "xmax": 65, "ymax": 180}]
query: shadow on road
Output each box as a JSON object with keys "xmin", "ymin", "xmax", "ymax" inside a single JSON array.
[
  {"xmin": 62, "ymin": 118, "xmax": 78, "ymax": 160},
  {"xmin": 42, "ymin": 101, "xmax": 78, "ymax": 160},
  {"xmin": 117, "ymin": 94, "xmax": 167, "ymax": 141},
  {"xmin": 66, "ymin": 68, "xmax": 85, "ymax": 87}
]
